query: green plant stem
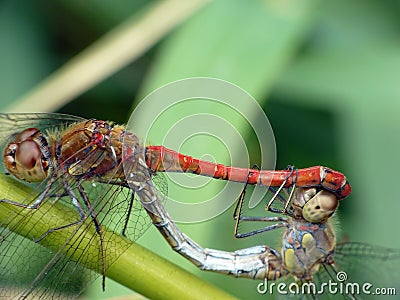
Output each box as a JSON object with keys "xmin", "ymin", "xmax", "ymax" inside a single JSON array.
[
  {"xmin": 7, "ymin": 0, "xmax": 211, "ymax": 113},
  {"xmin": 0, "ymin": 174, "xmax": 237, "ymax": 300}
]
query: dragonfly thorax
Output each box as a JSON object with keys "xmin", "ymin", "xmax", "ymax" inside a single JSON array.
[
  {"xmin": 3, "ymin": 128, "xmax": 50, "ymax": 182},
  {"xmin": 282, "ymin": 218, "xmax": 336, "ymax": 282},
  {"xmin": 279, "ymin": 188, "xmax": 338, "ymax": 281},
  {"xmin": 55, "ymin": 120, "xmax": 124, "ymax": 180},
  {"xmin": 55, "ymin": 120, "xmax": 143, "ymax": 181}
]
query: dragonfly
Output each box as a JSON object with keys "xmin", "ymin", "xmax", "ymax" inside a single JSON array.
[
  {"xmin": 0, "ymin": 112, "xmax": 365, "ymax": 299},
  {"xmin": 138, "ymin": 178, "xmax": 400, "ymax": 299}
]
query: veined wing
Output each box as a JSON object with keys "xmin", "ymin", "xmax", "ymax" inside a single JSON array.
[
  {"xmin": 0, "ymin": 113, "xmax": 165, "ymax": 298},
  {"xmin": 0, "ymin": 113, "xmax": 85, "ymax": 136},
  {"xmin": 299, "ymin": 242, "xmax": 400, "ymax": 300},
  {"xmin": 0, "ymin": 172, "xmax": 146, "ymax": 298},
  {"xmin": 333, "ymin": 243, "xmax": 400, "ymax": 295}
]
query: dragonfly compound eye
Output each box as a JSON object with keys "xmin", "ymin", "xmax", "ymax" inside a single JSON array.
[
  {"xmin": 3, "ymin": 128, "xmax": 48, "ymax": 182},
  {"xmin": 302, "ymin": 190, "xmax": 338, "ymax": 223}
]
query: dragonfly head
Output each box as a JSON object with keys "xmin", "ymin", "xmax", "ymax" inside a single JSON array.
[
  {"xmin": 292, "ymin": 188, "xmax": 339, "ymax": 223},
  {"xmin": 4, "ymin": 128, "xmax": 49, "ymax": 182}
]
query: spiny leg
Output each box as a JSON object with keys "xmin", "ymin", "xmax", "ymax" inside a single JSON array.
[
  {"xmin": 0, "ymin": 175, "xmax": 86, "ymax": 243},
  {"xmin": 33, "ymin": 179, "xmax": 87, "ymax": 242},
  {"xmin": 233, "ymin": 179, "xmax": 288, "ymax": 238},
  {"xmin": 0, "ymin": 175, "xmax": 57, "ymax": 209},
  {"xmin": 122, "ymin": 192, "xmax": 135, "ymax": 237},
  {"xmin": 265, "ymin": 166, "xmax": 296, "ymax": 214},
  {"xmin": 77, "ymin": 184, "xmax": 107, "ymax": 291}
]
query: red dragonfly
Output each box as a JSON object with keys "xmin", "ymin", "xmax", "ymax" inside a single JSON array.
[
  {"xmin": 145, "ymin": 146, "xmax": 351, "ymax": 200},
  {"xmin": 0, "ymin": 113, "xmax": 351, "ymax": 299}
]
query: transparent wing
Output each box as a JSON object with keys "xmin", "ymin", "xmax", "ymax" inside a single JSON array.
[
  {"xmin": 0, "ymin": 227, "xmax": 90, "ymax": 299},
  {"xmin": 0, "ymin": 181, "xmax": 97, "ymax": 299},
  {"xmin": 0, "ymin": 113, "xmax": 85, "ymax": 138},
  {"xmin": 0, "ymin": 178, "xmax": 140, "ymax": 298},
  {"xmin": 79, "ymin": 177, "xmax": 162, "ymax": 243},
  {"xmin": 0, "ymin": 113, "xmax": 88, "ymax": 298},
  {"xmin": 0, "ymin": 112, "xmax": 85, "ymax": 128},
  {"xmin": 302, "ymin": 242, "xmax": 400, "ymax": 300},
  {"xmin": 0, "ymin": 113, "xmax": 162, "ymax": 298},
  {"xmin": 334, "ymin": 242, "xmax": 400, "ymax": 291}
]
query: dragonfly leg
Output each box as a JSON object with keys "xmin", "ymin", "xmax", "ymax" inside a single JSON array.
[
  {"xmin": 268, "ymin": 186, "xmax": 290, "ymax": 206},
  {"xmin": 0, "ymin": 175, "xmax": 56, "ymax": 209},
  {"xmin": 234, "ymin": 220, "xmax": 288, "ymax": 239},
  {"xmin": 77, "ymin": 184, "xmax": 107, "ymax": 291},
  {"xmin": 121, "ymin": 192, "xmax": 135, "ymax": 237},
  {"xmin": 282, "ymin": 184, "xmax": 296, "ymax": 213},
  {"xmin": 33, "ymin": 180, "xmax": 87, "ymax": 242},
  {"xmin": 33, "ymin": 219, "xmax": 84, "ymax": 242},
  {"xmin": 94, "ymin": 178, "xmax": 134, "ymax": 238},
  {"xmin": 233, "ymin": 176, "xmax": 289, "ymax": 238},
  {"xmin": 39, "ymin": 180, "xmax": 109, "ymax": 291},
  {"xmin": 265, "ymin": 166, "xmax": 296, "ymax": 214}
]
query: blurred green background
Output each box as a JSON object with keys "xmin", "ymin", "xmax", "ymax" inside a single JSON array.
[{"xmin": 1, "ymin": 0, "xmax": 400, "ymax": 299}]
